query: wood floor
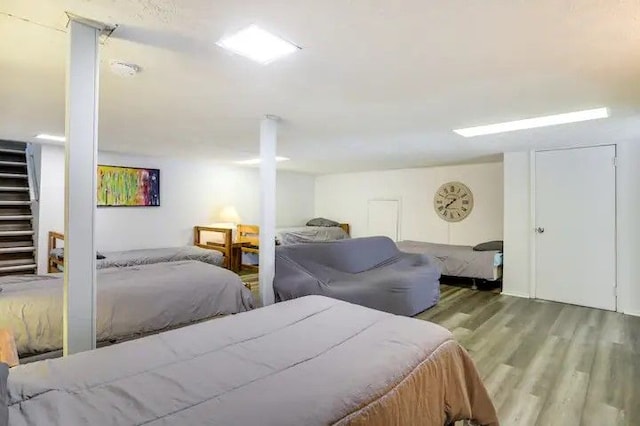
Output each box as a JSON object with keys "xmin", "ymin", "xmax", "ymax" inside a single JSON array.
[{"xmin": 417, "ymin": 284, "xmax": 640, "ymax": 426}]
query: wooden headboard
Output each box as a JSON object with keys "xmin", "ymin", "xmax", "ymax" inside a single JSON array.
[
  {"xmin": 48, "ymin": 231, "xmax": 65, "ymax": 273},
  {"xmin": 193, "ymin": 226, "xmax": 233, "ymax": 268}
]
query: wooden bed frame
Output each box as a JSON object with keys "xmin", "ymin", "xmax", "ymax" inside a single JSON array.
[
  {"xmin": 48, "ymin": 228, "xmax": 234, "ymax": 273},
  {"xmin": 47, "ymin": 231, "xmax": 65, "ymax": 273},
  {"xmin": 193, "ymin": 226, "xmax": 233, "ymax": 269}
]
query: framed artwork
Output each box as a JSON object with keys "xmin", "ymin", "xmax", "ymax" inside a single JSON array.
[{"xmin": 97, "ymin": 165, "xmax": 160, "ymax": 207}]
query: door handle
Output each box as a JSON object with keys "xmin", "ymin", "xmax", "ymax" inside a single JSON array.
[{"xmin": 536, "ymin": 227, "xmax": 545, "ymax": 234}]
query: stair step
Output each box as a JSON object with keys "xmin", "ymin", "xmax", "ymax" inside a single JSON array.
[
  {"xmin": 0, "ymin": 230, "xmax": 34, "ymax": 236},
  {"xmin": 0, "ymin": 246, "xmax": 35, "ymax": 254},
  {"xmin": 0, "ymin": 173, "xmax": 27, "ymax": 179},
  {"xmin": 0, "ymin": 264, "xmax": 36, "ymax": 273},
  {"xmin": 0, "ymin": 186, "xmax": 28, "ymax": 192},
  {"xmin": 0, "ymin": 161, "xmax": 27, "ymax": 167},
  {"xmin": 0, "ymin": 148, "xmax": 25, "ymax": 155},
  {"xmin": 0, "ymin": 201, "xmax": 31, "ymax": 206},
  {"xmin": 0, "ymin": 215, "xmax": 32, "ymax": 221}
]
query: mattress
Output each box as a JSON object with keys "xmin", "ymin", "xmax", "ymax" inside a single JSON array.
[
  {"xmin": 6, "ymin": 296, "xmax": 498, "ymax": 426},
  {"xmin": 397, "ymin": 240, "xmax": 503, "ymax": 281},
  {"xmin": 0, "ymin": 261, "xmax": 254, "ymax": 355},
  {"xmin": 50, "ymin": 245, "xmax": 224, "ymax": 269},
  {"xmin": 276, "ymin": 226, "xmax": 349, "ymax": 245}
]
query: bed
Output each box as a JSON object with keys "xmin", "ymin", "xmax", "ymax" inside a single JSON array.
[
  {"xmin": 48, "ymin": 230, "xmax": 227, "ymax": 273},
  {"xmin": 396, "ymin": 240, "xmax": 503, "ymax": 282},
  {"xmin": 0, "ymin": 260, "xmax": 254, "ymax": 356},
  {"xmin": 276, "ymin": 223, "xmax": 350, "ymax": 245},
  {"xmin": 4, "ymin": 296, "xmax": 498, "ymax": 425}
]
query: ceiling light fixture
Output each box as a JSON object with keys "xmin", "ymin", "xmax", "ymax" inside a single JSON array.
[
  {"xmin": 35, "ymin": 133, "xmax": 66, "ymax": 142},
  {"xmin": 216, "ymin": 25, "xmax": 300, "ymax": 64},
  {"xmin": 454, "ymin": 107, "xmax": 609, "ymax": 137},
  {"xmin": 235, "ymin": 156, "xmax": 290, "ymax": 165}
]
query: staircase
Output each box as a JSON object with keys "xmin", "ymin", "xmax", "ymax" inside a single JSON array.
[{"xmin": 0, "ymin": 141, "xmax": 36, "ymax": 276}]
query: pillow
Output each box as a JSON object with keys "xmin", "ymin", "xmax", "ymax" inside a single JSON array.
[
  {"xmin": 306, "ymin": 217, "xmax": 340, "ymax": 227},
  {"xmin": 50, "ymin": 248, "xmax": 105, "ymax": 260},
  {"xmin": 0, "ymin": 362, "xmax": 8, "ymax": 426},
  {"xmin": 473, "ymin": 240, "xmax": 503, "ymax": 252}
]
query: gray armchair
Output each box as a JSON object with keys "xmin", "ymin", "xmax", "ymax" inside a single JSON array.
[{"xmin": 274, "ymin": 236, "xmax": 441, "ymax": 316}]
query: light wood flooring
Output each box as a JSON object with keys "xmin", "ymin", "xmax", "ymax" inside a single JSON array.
[
  {"xmin": 248, "ymin": 278, "xmax": 639, "ymax": 425},
  {"xmin": 418, "ymin": 284, "xmax": 640, "ymax": 426}
]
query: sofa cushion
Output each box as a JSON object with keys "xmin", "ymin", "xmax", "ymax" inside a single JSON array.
[{"xmin": 276, "ymin": 236, "xmax": 400, "ymax": 274}]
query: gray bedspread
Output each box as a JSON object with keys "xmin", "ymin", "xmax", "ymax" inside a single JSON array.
[
  {"xmin": 6, "ymin": 296, "xmax": 495, "ymax": 426},
  {"xmin": 50, "ymin": 245, "xmax": 224, "ymax": 269},
  {"xmin": 397, "ymin": 240, "xmax": 502, "ymax": 281},
  {"xmin": 0, "ymin": 261, "xmax": 254, "ymax": 355},
  {"xmin": 276, "ymin": 226, "xmax": 349, "ymax": 245}
]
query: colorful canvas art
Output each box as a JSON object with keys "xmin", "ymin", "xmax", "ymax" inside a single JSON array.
[{"xmin": 97, "ymin": 165, "xmax": 160, "ymax": 207}]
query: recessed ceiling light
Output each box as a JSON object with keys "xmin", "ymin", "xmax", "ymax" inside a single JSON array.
[
  {"xmin": 35, "ymin": 133, "xmax": 66, "ymax": 142},
  {"xmin": 216, "ymin": 25, "xmax": 300, "ymax": 64},
  {"xmin": 235, "ymin": 156, "xmax": 290, "ymax": 165},
  {"xmin": 454, "ymin": 107, "xmax": 609, "ymax": 137}
]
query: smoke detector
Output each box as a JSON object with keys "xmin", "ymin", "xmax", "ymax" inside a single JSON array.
[{"xmin": 109, "ymin": 61, "xmax": 140, "ymax": 77}]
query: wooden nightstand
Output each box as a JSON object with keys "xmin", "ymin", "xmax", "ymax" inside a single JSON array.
[{"xmin": 0, "ymin": 329, "xmax": 19, "ymax": 367}]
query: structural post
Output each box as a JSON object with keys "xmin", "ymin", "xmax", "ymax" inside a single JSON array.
[
  {"xmin": 63, "ymin": 19, "xmax": 101, "ymax": 355},
  {"xmin": 259, "ymin": 115, "xmax": 278, "ymax": 305}
]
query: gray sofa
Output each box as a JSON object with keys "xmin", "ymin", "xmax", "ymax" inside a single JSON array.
[{"xmin": 274, "ymin": 236, "xmax": 441, "ymax": 316}]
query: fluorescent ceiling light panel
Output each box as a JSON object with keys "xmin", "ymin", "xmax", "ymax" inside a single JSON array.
[
  {"xmin": 35, "ymin": 133, "xmax": 66, "ymax": 142},
  {"xmin": 454, "ymin": 107, "xmax": 609, "ymax": 137},
  {"xmin": 216, "ymin": 25, "xmax": 299, "ymax": 64},
  {"xmin": 235, "ymin": 156, "xmax": 289, "ymax": 165}
]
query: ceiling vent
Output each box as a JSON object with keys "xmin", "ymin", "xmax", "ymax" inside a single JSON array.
[{"xmin": 109, "ymin": 61, "xmax": 140, "ymax": 77}]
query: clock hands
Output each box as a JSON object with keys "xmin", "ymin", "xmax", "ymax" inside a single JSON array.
[{"xmin": 445, "ymin": 198, "xmax": 457, "ymax": 208}]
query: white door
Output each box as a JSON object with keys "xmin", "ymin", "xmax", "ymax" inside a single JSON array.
[
  {"xmin": 535, "ymin": 146, "xmax": 616, "ymax": 310},
  {"xmin": 367, "ymin": 199, "xmax": 400, "ymax": 241}
]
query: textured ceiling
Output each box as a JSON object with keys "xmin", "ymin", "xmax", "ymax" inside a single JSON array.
[{"xmin": 1, "ymin": 0, "xmax": 640, "ymax": 173}]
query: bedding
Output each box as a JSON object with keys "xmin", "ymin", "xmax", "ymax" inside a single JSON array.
[
  {"xmin": 397, "ymin": 240, "xmax": 503, "ymax": 281},
  {"xmin": 276, "ymin": 225, "xmax": 349, "ymax": 245},
  {"xmin": 6, "ymin": 296, "xmax": 498, "ymax": 426},
  {"xmin": 50, "ymin": 245, "xmax": 224, "ymax": 270},
  {"xmin": 0, "ymin": 363, "xmax": 6, "ymax": 426},
  {"xmin": 0, "ymin": 261, "xmax": 254, "ymax": 355},
  {"xmin": 306, "ymin": 217, "xmax": 340, "ymax": 227}
]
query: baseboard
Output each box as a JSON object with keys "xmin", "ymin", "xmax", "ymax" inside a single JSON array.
[
  {"xmin": 622, "ymin": 310, "xmax": 640, "ymax": 317},
  {"xmin": 500, "ymin": 291, "xmax": 530, "ymax": 299}
]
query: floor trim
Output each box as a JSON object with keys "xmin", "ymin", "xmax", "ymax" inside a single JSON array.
[{"xmin": 500, "ymin": 291, "xmax": 530, "ymax": 298}]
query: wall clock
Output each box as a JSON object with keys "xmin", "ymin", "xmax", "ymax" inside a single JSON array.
[{"xmin": 434, "ymin": 181, "xmax": 474, "ymax": 222}]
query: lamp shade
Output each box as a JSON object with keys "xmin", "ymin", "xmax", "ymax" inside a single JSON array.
[{"xmin": 218, "ymin": 206, "xmax": 241, "ymax": 224}]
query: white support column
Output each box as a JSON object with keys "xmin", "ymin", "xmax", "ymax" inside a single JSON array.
[
  {"xmin": 63, "ymin": 19, "xmax": 101, "ymax": 355},
  {"xmin": 259, "ymin": 115, "xmax": 278, "ymax": 306}
]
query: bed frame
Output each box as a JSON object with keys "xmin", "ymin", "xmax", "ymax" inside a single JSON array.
[
  {"xmin": 48, "ymin": 228, "xmax": 234, "ymax": 273},
  {"xmin": 192, "ymin": 226, "xmax": 233, "ymax": 269},
  {"xmin": 47, "ymin": 231, "xmax": 65, "ymax": 273}
]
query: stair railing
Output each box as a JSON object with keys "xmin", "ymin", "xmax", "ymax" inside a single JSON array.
[{"xmin": 25, "ymin": 144, "xmax": 40, "ymax": 203}]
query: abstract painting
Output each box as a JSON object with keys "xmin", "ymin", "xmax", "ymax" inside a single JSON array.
[{"xmin": 97, "ymin": 165, "xmax": 160, "ymax": 207}]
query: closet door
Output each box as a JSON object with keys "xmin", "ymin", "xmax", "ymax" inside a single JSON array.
[
  {"xmin": 535, "ymin": 146, "xmax": 616, "ymax": 310},
  {"xmin": 367, "ymin": 199, "xmax": 400, "ymax": 241}
]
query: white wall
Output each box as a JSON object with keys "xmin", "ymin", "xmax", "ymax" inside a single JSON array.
[
  {"xmin": 503, "ymin": 142, "xmax": 640, "ymax": 316},
  {"xmin": 35, "ymin": 145, "xmax": 315, "ymax": 273},
  {"xmin": 315, "ymin": 162, "xmax": 503, "ymax": 246},
  {"xmin": 502, "ymin": 152, "xmax": 531, "ymax": 298}
]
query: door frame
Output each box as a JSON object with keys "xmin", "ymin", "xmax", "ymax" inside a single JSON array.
[{"xmin": 528, "ymin": 145, "xmax": 618, "ymax": 310}]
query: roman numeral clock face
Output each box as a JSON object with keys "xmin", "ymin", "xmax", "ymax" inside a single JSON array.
[{"xmin": 433, "ymin": 182, "xmax": 474, "ymax": 223}]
